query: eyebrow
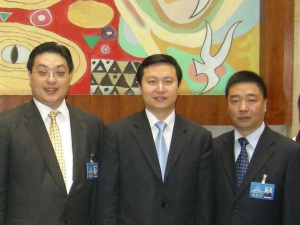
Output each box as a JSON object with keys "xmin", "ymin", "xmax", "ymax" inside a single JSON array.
[
  {"xmin": 36, "ymin": 64, "xmax": 67, "ymax": 69},
  {"xmin": 229, "ymin": 93, "xmax": 258, "ymax": 98},
  {"xmin": 146, "ymin": 75, "xmax": 175, "ymax": 79}
]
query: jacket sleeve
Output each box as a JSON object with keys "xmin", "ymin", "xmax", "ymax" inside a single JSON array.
[
  {"xmin": 283, "ymin": 143, "xmax": 300, "ymax": 224},
  {"xmin": 95, "ymin": 125, "xmax": 118, "ymax": 225},
  {"xmin": 196, "ymin": 132, "xmax": 213, "ymax": 225},
  {"xmin": 0, "ymin": 122, "xmax": 9, "ymax": 224}
]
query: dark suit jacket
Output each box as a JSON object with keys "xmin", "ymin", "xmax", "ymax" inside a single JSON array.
[
  {"xmin": 0, "ymin": 100, "xmax": 103, "ymax": 225},
  {"xmin": 213, "ymin": 126, "xmax": 300, "ymax": 225},
  {"xmin": 95, "ymin": 109, "xmax": 213, "ymax": 225}
]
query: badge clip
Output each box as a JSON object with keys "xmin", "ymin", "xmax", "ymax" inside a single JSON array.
[
  {"xmin": 261, "ymin": 174, "xmax": 267, "ymax": 184},
  {"xmin": 90, "ymin": 153, "xmax": 94, "ymax": 163}
]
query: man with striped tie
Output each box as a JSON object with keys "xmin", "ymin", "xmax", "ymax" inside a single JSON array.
[{"xmin": 213, "ymin": 70, "xmax": 300, "ymax": 225}]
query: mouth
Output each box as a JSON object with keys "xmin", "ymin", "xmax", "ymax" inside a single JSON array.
[
  {"xmin": 238, "ymin": 116, "xmax": 251, "ymax": 121},
  {"xmin": 154, "ymin": 96, "xmax": 166, "ymax": 101},
  {"xmin": 45, "ymin": 87, "xmax": 58, "ymax": 94}
]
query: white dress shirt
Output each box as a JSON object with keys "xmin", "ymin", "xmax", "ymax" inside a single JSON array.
[
  {"xmin": 145, "ymin": 108, "xmax": 175, "ymax": 152},
  {"xmin": 34, "ymin": 98, "xmax": 73, "ymax": 193},
  {"xmin": 234, "ymin": 122, "xmax": 265, "ymax": 162}
]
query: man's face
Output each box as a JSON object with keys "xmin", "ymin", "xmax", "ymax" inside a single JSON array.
[
  {"xmin": 227, "ymin": 82, "xmax": 267, "ymax": 136},
  {"xmin": 139, "ymin": 63, "xmax": 179, "ymax": 120},
  {"xmin": 28, "ymin": 53, "xmax": 72, "ymax": 109}
]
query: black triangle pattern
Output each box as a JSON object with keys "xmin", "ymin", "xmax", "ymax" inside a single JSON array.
[{"xmin": 91, "ymin": 59, "xmax": 142, "ymax": 95}]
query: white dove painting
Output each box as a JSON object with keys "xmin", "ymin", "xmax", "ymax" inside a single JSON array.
[{"xmin": 115, "ymin": 0, "xmax": 259, "ymax": 95}]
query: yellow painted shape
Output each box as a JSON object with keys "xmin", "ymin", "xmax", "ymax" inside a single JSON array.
[
  {"xmin": 0, "ymin": 0, "xmax": 60, "ymax": 10},
  {"xmin": 68, "ymin": 1, "xmax": 114, "ymax": 28}
]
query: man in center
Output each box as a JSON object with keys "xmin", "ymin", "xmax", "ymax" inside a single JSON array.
[{"xmin": 95, "ymin": 54, "xmax": 213, "ymax": 225}]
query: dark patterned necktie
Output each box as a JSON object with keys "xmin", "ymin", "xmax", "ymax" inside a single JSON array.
[
  {"xmin": 235, "ymin": 137, "xmax": 249, "ymax": 187},
  {"xmin": 155, "ymin": 122, "xmax": 168, "ymax": 182}
]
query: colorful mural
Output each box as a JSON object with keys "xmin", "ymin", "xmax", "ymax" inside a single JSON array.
[{"xmin": 0, "ymin": 0, "xmax": 259, "ymax": 95}]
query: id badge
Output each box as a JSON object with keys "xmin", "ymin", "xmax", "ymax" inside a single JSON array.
[
  {"xmin": 87, "ymin": 162, "xmax": 98, "ymax": 179},
  {"xmin": 249, "ymin": 175, "xmax": 275, "ymax": 201}
]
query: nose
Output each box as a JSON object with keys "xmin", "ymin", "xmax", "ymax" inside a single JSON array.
[
  {"xmin": 46, "ymin": 71, "xmax": 57, "ymax": 83},
  {"xmin": 48, "ymin": 71, "xmax": 55, "ymax": 77},
  {"xmin": 239, "ymin": 100, "xmax": 248, "ymax": 111},
  {"xmin": 156, "ymin": 81, "xmax": 165, "ymax": 92}
]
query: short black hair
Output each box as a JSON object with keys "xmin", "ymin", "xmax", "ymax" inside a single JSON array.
[
  {"xmin": 27, "ymin": 42, "xmax": 74, "ymax": 73},
  {"xmin": 225, "ymin": 70, "xmax": 267, "ymax": 99},
  {"xmin": 136, "ymin": 54, "xmax": 182, "ymax": 87}
]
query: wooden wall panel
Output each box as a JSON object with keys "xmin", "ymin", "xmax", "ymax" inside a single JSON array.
[
  {"xmin": 0, "ymin": 0, "xmax": 293, "ymax": 125},
  {"xmin": 259, "ymin": 0, "xmax": 294, "ymax": 125}
]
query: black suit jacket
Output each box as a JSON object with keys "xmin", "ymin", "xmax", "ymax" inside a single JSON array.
[
  {"xmin": 95, "ymin": 109, "xmax": 213, "ymax": 225},
  {"xmin": 213, "ymin": 126, "xmax": 300, "ymax": 225},
  {"xmin": 0, "ymin": 100, "xmax": 103, "ymax": 225}
]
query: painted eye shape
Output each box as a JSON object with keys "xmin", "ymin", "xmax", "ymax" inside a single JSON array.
[
  {"xmin": 2, "ymin": 44, "xmax": 31, "ymax": 64},
  {"xmin": 101, "ymin": 26, "xmax": 116, "ymax": 40}
]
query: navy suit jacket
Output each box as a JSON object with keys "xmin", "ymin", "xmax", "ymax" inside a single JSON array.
[
  {"xmin": 96, "ymin": 109, "xmax": 213, "ymax": 225},
  {"xmin": 213, "ymin": 126, "xmax": 300, "ymax": 225},
  {"xmin": 0, "ymin": 100, "xmax": 103, "ymax": 225}
]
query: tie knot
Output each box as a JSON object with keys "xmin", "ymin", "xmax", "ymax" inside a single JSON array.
[
  {"xmin": 238, "ymin": 137, "xmax": 249, "ymax": 148},
  {"xmin": 48, "ymin": 111, "xmax": 60, "ymax": 120},
  {"xmin": 155, "ymin": 121, "xmax": 167, "ymax": 132}
]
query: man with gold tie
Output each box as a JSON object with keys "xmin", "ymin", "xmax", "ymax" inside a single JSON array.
[{"xmin": 0, "ymin": 42, "xmax": 103, "ymax": 224}]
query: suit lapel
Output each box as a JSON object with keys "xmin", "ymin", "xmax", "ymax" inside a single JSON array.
[
  {"xmin": 219, "ymin": 131, "xmax": 237, "ymax": 194},
  {"xmin": 68, "ymin": 106, "xmax": 88, "ymax": 194},
  {"xmin": 24, "ymin": 100, "xmax": 67, "ymax": 194},
  {"xmin": 164, "ymin": 114, "xmax": 187, "ymax": 180},
  {"xmin": 133, "ymin": 111, "xmax": 162, "ymax": 181},
  {"xmin": 235, "ymin": 127, "xmax": 276, "ymax": 198}
]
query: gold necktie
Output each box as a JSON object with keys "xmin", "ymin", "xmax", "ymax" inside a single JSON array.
[{"xmin": 48, "ymin": 111, "xmax": 66, "ymax": 184}]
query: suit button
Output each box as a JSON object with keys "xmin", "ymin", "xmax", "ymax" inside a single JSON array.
[
  {"xmin": 67, "ymin": 197, "xmax": 71, "ymax": 202},
  {"xmin": 161, "ymin": 202, "xmax": 166, "ymax": 208},
  {"xmin": 235, "ymin": 207, "xmax": 240, "ymax": 212}
]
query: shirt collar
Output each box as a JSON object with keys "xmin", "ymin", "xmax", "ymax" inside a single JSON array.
[
  {"xmin": 33, "ymin": 98, "xmax": 69, "ymax": 121},
  {"xmin": 234, "ymin": 122, "xmax": 265, "ymax": 149},
  {"xmin": 145, "ymin": 108, "xmax": 175, "ymax": 132}
]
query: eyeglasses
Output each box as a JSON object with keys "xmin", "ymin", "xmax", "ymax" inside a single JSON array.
[{"xmin": 32, "ymin": 70, "xmax": 69, "ymax": 77}]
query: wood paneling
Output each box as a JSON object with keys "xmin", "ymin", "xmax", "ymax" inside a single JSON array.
[
  {"xmin": 0, "ymin": 0, "xmax": 293, "ymax": 125},
  {"xmin": 259, "ymin": 0, "xmax": 294, "ymax": 125}
]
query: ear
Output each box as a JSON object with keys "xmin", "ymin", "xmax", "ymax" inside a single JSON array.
[
  {"xmin": 138, "ymin": 83, "xmax": 142, "ymax": 95},
  {"xmin": 28, "ymin": 71, "xmax": 32, "ymax": 86},
  {"xmin": 69, "ymin": 73, "xmax": 73, "ymax": 83},
  {"xmin": 264, "ymin": 99, "xmax": 267, "ymax": 112}
]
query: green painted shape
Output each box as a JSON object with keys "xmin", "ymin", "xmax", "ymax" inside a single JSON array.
[
  {"xmin": 83, "ymin": 36, "xmax": 101, "ymax": 48},
  {"xmin": 118, "ymin": 18, "xmax": 147, "ymax": 58},
  {"xmin": 0, "ymin": 12, "xmax": 12, "ymax": 21}
]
